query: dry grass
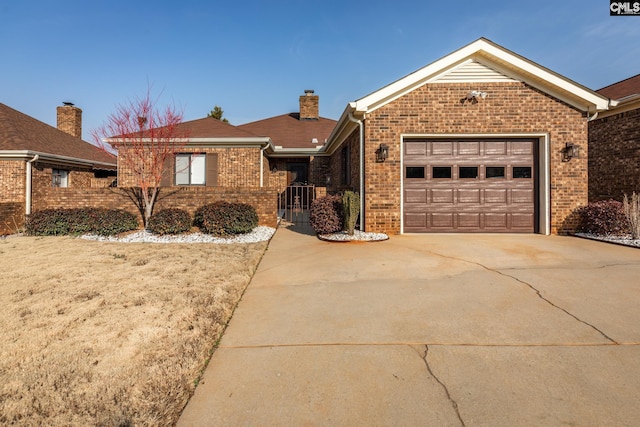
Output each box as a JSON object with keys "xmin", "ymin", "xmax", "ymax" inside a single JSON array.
[{"xmin": 0, "ymin": 236, "xmax": 267, "ymax": 426}]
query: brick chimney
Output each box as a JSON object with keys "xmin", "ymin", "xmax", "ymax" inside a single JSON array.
[
  {"xmin": 57, "ymin": 103, "xmax": 82, "ymax": 138},
  {"xmin": 299, "ymin": 90, "xmax": 319, "ymax": 120}
]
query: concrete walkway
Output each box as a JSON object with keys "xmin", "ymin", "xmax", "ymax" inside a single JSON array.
[{"xmin": 178, "ymin": 223, "xmax": 640, "ymax": 426}]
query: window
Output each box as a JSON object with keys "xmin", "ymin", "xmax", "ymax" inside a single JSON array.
[
  {"xmin": 486, "ymin": 166, "xmax": 505, "ymax": 179},
  {"xmin": 459, "ymin": 166, "xmax": 478, "ymax": 179},
  {"xmin": 52, "ymin": 169, "xmax": 69, "ymax": 187},
  {"xmin": 175, "ymin": 154, "xmax": 206, "ymax": 185},
  {"xmin": 341, "ymin": 145, "xmax": 351, "ymax": 185},
  {"xmin": 406, "ymin": 166, "xmax": 425, "ymax": 179},
  {"xmin": 513, "ymin": 166, "xmax": 532, "ymax": 179},
  {"xmin": 432, "ymin": 166, "xmax": 452, "ymax": 179}
]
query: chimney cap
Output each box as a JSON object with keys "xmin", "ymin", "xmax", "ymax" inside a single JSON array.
[
  {"xmin": 304, "ymin": 89, "xmax": 315, "ymax": 95},
  {"xmin": 62, "ymin": 101, "xmax": 75, "ymax": 106}
]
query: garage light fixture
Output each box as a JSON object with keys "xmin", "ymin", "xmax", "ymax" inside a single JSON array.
[
  {"xmin": 562, "ymin": 143, "xmax": 579, "ymax": 162},
  {"xmin": 376, "ymin": 143, "xmax": 389, "ymax": 162}
]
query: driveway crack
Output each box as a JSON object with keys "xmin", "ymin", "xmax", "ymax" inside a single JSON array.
[
  {"xmin": 490, "ymin": 269, "xmax": 619, "ymax": 345},
  {"xmin": 421, "ymin": 249, "xmax": 619, "ymax": 345},
  {"xmin": 416, "ymin": 345, "xmax": 465, "ymax": 426}
]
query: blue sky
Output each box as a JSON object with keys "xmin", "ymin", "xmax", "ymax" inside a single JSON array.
[{"xmin": 1, "ymin": 0, "xmax": 639, "ymax": 141}]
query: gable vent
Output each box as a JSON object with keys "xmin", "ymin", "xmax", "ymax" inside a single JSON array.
[{"xmin": 432, "ymin": 59, "xmax": 518, "ymax": 83}]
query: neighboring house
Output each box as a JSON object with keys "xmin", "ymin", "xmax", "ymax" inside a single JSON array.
[
  {"xmin": 0, "ymin": 103, "xmax": 116, "ymax": 234},
  {"xmin": 588, "ymin": 73, "xmax": 640, "ymax": 202},
  {"xmin": 117, "ymin": 38, "xmax": 614, "ymax": 235}
]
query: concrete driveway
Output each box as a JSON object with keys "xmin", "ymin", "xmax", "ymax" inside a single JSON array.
[{"xmin": 178, "ymin": 224, "xmax": 640, "ymax": 426}]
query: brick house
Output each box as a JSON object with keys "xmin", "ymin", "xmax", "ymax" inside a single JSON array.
[
  {"xmin": 116, "ymin": 38, "xmax": 615, "ymax": 235},
  {"xmin": 588, "ymin": 74, "xmax": 640, "ymax": 202},
  {"xmin": 0, "ymin": 103, "xmax": 116, "ymax": 235}
]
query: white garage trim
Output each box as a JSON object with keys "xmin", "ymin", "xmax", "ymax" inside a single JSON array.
[{"xmin": 400, "ymin": 133, "xmax": 550, "ymax": 235}]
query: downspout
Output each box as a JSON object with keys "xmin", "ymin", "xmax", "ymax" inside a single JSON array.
[
  {"xmin": 260, "ymin": 145, "xmax": 266, "ymax": 188},
  {"xmin": 348, "ymin": 112, "xmax": 365, "ymax": 231},
  {"xmin": 25, "ymin": 154, "xmax": 39, "ymax": 215}
]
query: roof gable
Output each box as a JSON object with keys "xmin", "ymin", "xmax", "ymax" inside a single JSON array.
[
  {"xmin": 351, "ymin": 38, "xmax": 610, "ymax": 114},
  {"xmin": 238, "ymin": 113, "xmax": 337, "ymax": 149},
  {"xmin": 0, "ymin": 103, "xmax": 116, "ymax": 167},
  {"xmin": 431, "ymin": 59, "xmax": 518, "ymax": 83}
]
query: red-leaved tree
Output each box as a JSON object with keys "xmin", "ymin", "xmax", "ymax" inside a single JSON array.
[{"xmin": 93, "ymin": 89, "xmax": 189, "ymax": 226}]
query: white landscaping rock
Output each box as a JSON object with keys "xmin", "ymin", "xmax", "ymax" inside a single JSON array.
[{"xmin": 79, "ymin": 226, "xmax": 276, "ymax": 244}]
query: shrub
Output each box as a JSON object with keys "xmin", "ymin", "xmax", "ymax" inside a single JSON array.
[
  {"xmin": 25, "ymin": 208, "xmax": 139, "ymax": 236},
  {"xmin": 194, "ymin": 201, "xmax": 258, "ymax": 236},
  {"xmin": 147, "ymin": 208, "xmax": 192, "ymax": 235},
  {"xmin": 623, "ymin": 192, "xmax": 640, "ymax": 239},
  {"xmin": 577, "ymin": 200, "xmax": 629, "ymax": 236},
  {"xmin": 342, "ymin": 191, "xmax": 360, "ymax": 236},
  {"xmin": 309, "ymin": 194, "xmax": 343, "ymax": 235}
]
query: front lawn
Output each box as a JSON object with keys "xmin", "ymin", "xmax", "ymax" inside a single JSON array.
[{"xmin": 0, "ymin": 236, "xmax": 266, "ymax": 426}]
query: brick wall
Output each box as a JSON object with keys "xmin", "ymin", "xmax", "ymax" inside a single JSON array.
[
  {"xmin": 588, "ymin": 106, "xmax": 640, "ymax": 201},
  {"xmin": 327, "ymin": 129, "xmax": 360, "ymax": 193},
  {"xmin": 352, "ymin": 81, "xmax": 587, "ymax": 235},
  {"xmin": 32, "ymin": 187, "xmax": 279, "ymax": 228},
  {"xmin": 0, "ymin": 160, "xmax": 26, "ymax": 201},
  {"xmin": 0, "ymin": 202, "xmax": 23, "ymax": 235},
  {"xmin": 118, "ymin": 146, "xmax": 262, "ymax": 188},
  {"xmin": 0, "ymin": 160, "xmax": 26, "ymax": 234}
]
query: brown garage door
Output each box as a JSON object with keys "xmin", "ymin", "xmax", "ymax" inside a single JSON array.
[{"xmin": 403, "ymin": 138, "xmax": 536, "ymax": 233}]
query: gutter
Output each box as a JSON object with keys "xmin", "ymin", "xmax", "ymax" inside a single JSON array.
[
  {"xmin": 0, "ymin": 150, "xmax": 116, "ymax": 170},
  {"xmin": 348, "ymin": 112, "xmax": 365, "ymax": 232},
  {"xmin": 25, "ymin": 154, "xmax": 39, "ymax": 215}
]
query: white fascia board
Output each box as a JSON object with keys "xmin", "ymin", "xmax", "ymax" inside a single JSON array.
[
  {"xmin": 0, "ymin": 150, "xmax": 116, "ymax": 168},
  {"xmin": 474, "ymin": 41, "xmax": 610, "ymax": 111},
  {"xmin": 353, "ymin": 38, "xmax": 610, "ymax": 114},
  {"xmin": 323, "ymin": 103, "xmax": 361, "ymax": 154},
  {"xmin": 268, "ymin": 146, "xmax": 327, "ymax": 158}
]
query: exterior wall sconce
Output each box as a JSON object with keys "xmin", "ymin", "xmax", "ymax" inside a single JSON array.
[
  {"xmin": 562, "ymin": 143, "xmax": 579, "ymax": 162},
  {"xmin": 376, "ymin": 143, "xmax": 389, "ymax": 162}
]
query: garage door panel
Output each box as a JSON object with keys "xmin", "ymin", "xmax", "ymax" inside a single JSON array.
[
  {"xmin": 431, "ymin": 213, "xmax": 454, "ymax": 228},
  {"xmin": 511, "ymin": 141, "xmax": 533, "ymax": 155},
  {"xmin": 458, "ymin": 213, "xmax": 481, "ymax": 229},
  {"xmin": 458, "ymin": 141, "xmax": 480, "ymax": 155},
  {"xmin": 403, "ymin": 138, "xmax": 536, "ymax": 233},
  {"xmin": 485, "ymin": 213, "xmax": 508, "ymax": 229},
  {"xmin": 431, "ymin": 189, "xmax": 454, "ymax": 203},
  {"xmin": 511, "ymin": 213, "xmax": 534, "ymax": 230},
  {"xmin": 512, "ymin": 189, "xmax": 534, "ymax": 204},
  {"xmin": 405, "ymin": 189, "xmax": 427, "ymax": 204},
  {"xmin": 485, "ymin": 141, "xmax": 507, "ymax": 155},
  {"xmin": 405, "ymin": 213, "xmax": 427, "ymax": 228},
  {"xmin": 458, "ymin": 189, "xmax": 480, "ymax": 203},
  {"xmin": 430, "ymin": 142, "xmax": 454, "ymax": 155},
  {"xmin": 485, "ymin": 189, "xmax": 507, "ymax": 203},
  {"xmin": 405, "ymin": 142, "xmax": 426, "ymax": 156}
]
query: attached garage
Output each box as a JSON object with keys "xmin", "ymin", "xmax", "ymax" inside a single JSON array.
[
  {"xmin": 323, "ymin": 38, "xmax": 611, "ymax": 235},
  {"xmin": 403, "ymin": 138, "xmax": 537, "ymax": 233}
]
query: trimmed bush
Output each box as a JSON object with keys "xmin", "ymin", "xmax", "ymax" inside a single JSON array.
[
  {"xmin": 342, "ymin": 191, "xmax": 360, "ymax": 236},
  {"xmin": 577, "ymin": 200, "xmax": 630, "ymax": 236},
  {"xmin": 623, "ymin": 192, "xmax": 640, "ymax": 239},
  {"xmin": 310, "ymin": 194, "xmax": 343, "ymax": 235},
  {"xmin": 194, "ymin": 201, "xmax": 258, "ymax": 236},
  {"xmin": 25, "ymin": 208, "xmax": 139, "ymax": 236},
  {"xmin": 147, "ymin": 208, "xmax": 192, "ymax": 235}
]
